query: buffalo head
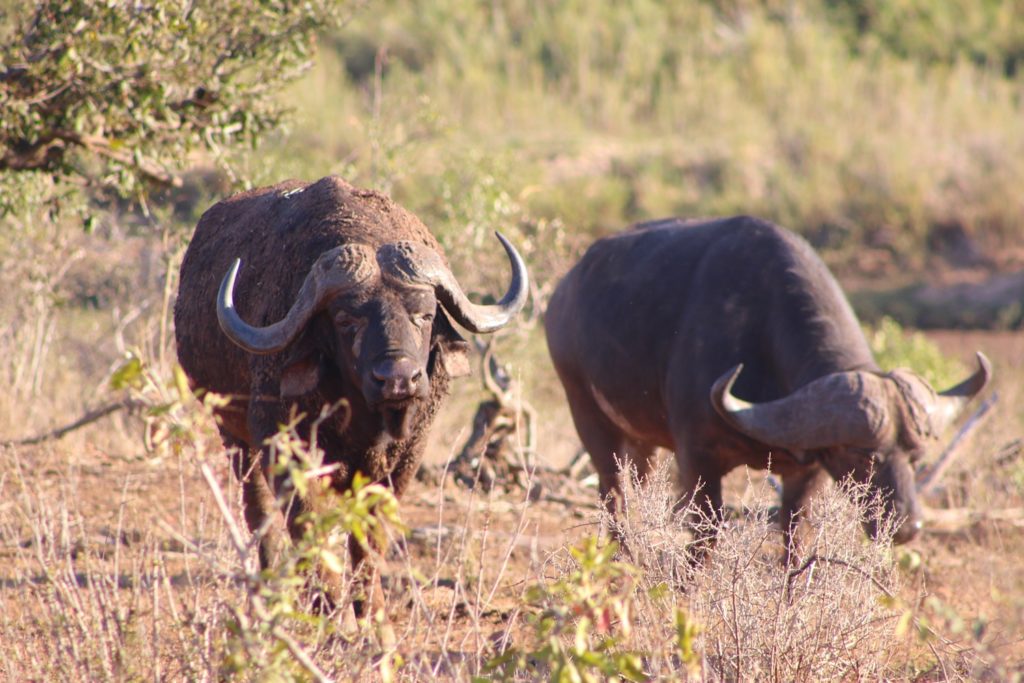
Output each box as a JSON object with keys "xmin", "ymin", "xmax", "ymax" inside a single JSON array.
[
  {"xmin": 711, "ymin": 353, "xmax": 991, "ymax": 544},
  {"xmin": 216, "ymin": 232, "xmax": 528, "ymax": 440}
]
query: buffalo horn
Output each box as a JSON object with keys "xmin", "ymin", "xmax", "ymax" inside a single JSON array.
[
  {"xmin": 377, "ymin": 231, "xmax": 528, "ymax": 334},
  {"xmin": 711, "ymin": 364, "xmax": 891, "ymax": 451},
  {"xmin": 217, "ymin": 244, "xmax": 376, "ymax": 354},
  {"xmin": 929, "ymin": 352, "xmax": 992, "ymax": 433}
]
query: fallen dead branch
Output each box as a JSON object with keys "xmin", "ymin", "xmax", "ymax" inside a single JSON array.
[
  {"xmin": 917, "ymin": 391, "xmax": 998, "ymax": 495},
  {"xmin": 923, "ymin": 506, "xmax": 1024, "ymax": 534},
  {"xmin": 0, "ymin": 398, "xmax": 147, "ymax": 447},
  {"xmin": 437, "ymin": 338, "xmax": 537, "ymax": 491}
]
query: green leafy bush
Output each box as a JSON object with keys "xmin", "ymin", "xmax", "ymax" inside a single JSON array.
[
  {"xmin": 1, "ymin": 0, "xmax": 353, "ymax": 216},
  {"xmin": 294, "ymin": 0, "xmax": 1024, "ymax": 276},
  {"xmin": 865, "ymin": 316, "xmax": 965, "ymax": 387}
]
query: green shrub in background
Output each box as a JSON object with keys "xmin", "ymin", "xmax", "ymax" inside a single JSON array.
[
  {"xmin": 265, "ymin": 0, "xmax": 1024, "ymax": 283},
  {"xmin": 6, "ymin": 0, "xmax": 1023, "ymax": 282},
  {"xmin": 0, "ymin": 0, "xmax": 354, "ymax": 219},
  {"xmin": 865, "ymin": 316, "xmax": 965, "ymax": 387},
  {"xmin": 825, "ymin": 0, "xmax": 1024, "ymax": 73}
]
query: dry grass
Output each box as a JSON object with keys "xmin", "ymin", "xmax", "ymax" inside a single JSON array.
[
  {"xmin": 603, "ymin": 461, "xmax": 903, "ymax": 681},
  {"xmin": 4, "ymin": 410, "xmax": 1018, "ymax": 680}
]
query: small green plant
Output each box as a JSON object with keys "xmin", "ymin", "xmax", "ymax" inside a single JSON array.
[
  {"xmin": 108, "ymin": 349, "xmax": 409, "ymax": 680},
  {"xmin": 672, "ymin": 607, "xmax": 703, "ymax": 676},
  {"xmin": 484, "ymin": 537, "xmax": 648, "ymax": 682},
  {"xmin": 214, "ymin": 416, "xmax": 409, "ymax": 681},
  {"xmin": 484, "ymin": 535, "xmax": 707, "ymax": 682},
  {"xmin": 218, "ymin": 465, "xmax": 407, "ymax": 681},
  {"xmin": 882, "ymin": 546, "xmax": 1015, "ymax": 681}
]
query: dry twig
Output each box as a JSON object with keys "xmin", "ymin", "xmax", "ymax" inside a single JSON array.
[
  {"xmin": 916, "ymin": 391, "xmax": 998, "ymax": 495},
  {"xmin": 1, "ymin": 398, "xmax": 147, "ymax": 447}
]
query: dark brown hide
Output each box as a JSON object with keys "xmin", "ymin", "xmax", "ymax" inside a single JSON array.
[{"xmin": 545, "ymin": 216, "xmax": 989, "ymax": 554}]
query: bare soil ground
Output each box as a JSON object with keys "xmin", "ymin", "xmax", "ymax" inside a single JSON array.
[{"xmin": 1, "ymin": 328, "xmax": 1022, "ymax": 680}]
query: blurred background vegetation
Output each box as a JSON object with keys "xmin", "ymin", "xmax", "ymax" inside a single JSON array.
[
  {"xmin": 2, "ymin": 0, "xmax": 1022, "ymax": 435},
  {"xmin": 6, "ymin": 0, "xmax": 1024, "ymax": 261},
  {"xmin": 267, "ymin": 0, "xmax": 1024, "ymax": 280}
]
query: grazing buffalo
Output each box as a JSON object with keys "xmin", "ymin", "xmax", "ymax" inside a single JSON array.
[
  {"xmin": 545, "ymin": 216, "xmax": 989, "ymax": 551},
  {"xmin": 175, "ymin": 176, "xmax": 527, "ymax": 616}
]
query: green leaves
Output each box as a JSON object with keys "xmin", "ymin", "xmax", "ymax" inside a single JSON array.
[
  {"xmin": 487, "ymin": 537, "xmax": 664, "ymax": 682},
  {"xmin": 0, "ymin": 0, "xmax": 354, "ymax": 217},
  {"xmin": 865, "ymin": 316, "xmax": 966, "ymax": 387},
  {"xmin": 674, "ymin": 608, "xmax": 702, "ymax": 671},
  {"xmin": 109, "ymin": 352, "xmax": 144, "ymax": 390},
  {"xmin": 335, "ymin": 471, "xmax": 408, "ymax": 552}
]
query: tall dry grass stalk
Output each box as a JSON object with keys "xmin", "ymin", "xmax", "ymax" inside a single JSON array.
[{"xmin": 598, "ymin": 459, "xmax": 903, "ymax": 681}]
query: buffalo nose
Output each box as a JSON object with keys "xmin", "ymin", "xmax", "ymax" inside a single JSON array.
[
  {"xmin": 372, "ymin": 356, "xmax": 423, "ymax": 400},
  {"xmin": 892, "ymin": 516, "xmax": 923, "ymax": 545}
]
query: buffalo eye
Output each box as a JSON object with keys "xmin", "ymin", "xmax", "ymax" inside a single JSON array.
[
  {"xmin": 334, "ymin": 313, "xmax": 361, "ymax": 334},
  {"xmin": 412, "ymin": 311, "xmax": 434, "ymax": 329}
]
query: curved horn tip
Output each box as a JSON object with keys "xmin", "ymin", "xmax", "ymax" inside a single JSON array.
[
  {"xmin": 218, "ymin": 259, "xmax": 243, "ymax": 309},
  {"xmin": 710, "ymin": 363, "xmax": 746, "ymax": 419},
  {"xmin": 975, "ymin": 351, "xmax": 992, "ymax": 384},
  {"xmin": 494, "ymin": 230, "xmax": 529, "ymax": 293},
  {"xmin": 216, "ymin": 257, "xmax": 304, "ymax": 355},
  {"xmin": 940, "ymin": 350, "xmax": 993, "ymax": 398},
  {"xmin": 432, "ymin": 231, "xmax": 529, "ymax": 335}
]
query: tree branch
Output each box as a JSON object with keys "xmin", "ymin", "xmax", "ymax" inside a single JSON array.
[
  {"xmin": 916, "ymin": 392, "xmax": 998, "ymax": 495},
  {"xmin": 51, "ymin": 129, "xmax": 183, "ymax": 187},
  {"xmin": 1, "ymin": 398, "xmax": 146, "ymax": 447}
]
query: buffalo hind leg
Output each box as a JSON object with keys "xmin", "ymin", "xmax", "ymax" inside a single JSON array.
[{"xmin": 560, "ymin": 381, "xmax": 654, "ymax": 543}]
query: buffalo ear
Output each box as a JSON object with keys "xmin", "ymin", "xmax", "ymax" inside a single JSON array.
[
  {"xmin": 278, "ymin": 327, "xmax": 325, "ymax": 397},
  {"xmin": 280, "ymin": 354, "xmax": 322, "ymax": 397},
  {"xmin": 442, "ymin": 342, "xmax": 472, "ymax": 378},
  {"xmin": 432, "ymin": 310, "xmax": 472, "ymax": 379}
]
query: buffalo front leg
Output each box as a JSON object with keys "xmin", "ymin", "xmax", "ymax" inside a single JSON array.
[
  {"xmin": 347, "ymin": 519, "xmax": 399, "ymax": 648},
  {"xmin": 348, "ymin": 532, "xmax": 386, "ymax": 619},
  {"xmin": 780, "ymin": 466, "xmax": 828, "ymax": 565},
  {"xmin": 227, "ymin": 441, "xmax": 291, "ymax": 570},
  {"xmin": 674, "ymin": 448, "xmax": 724, "ymax": 561},
  {"xmin": 274, "ymin": 476, "xmax": 350, "ymax": 615},
  {"xmin": 233, "ymin": 443, "xmax": 345, "ymax": 610},
  {"xmin": 246, "ymin": 411, "xmax": 347, "ymax": 613}
]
